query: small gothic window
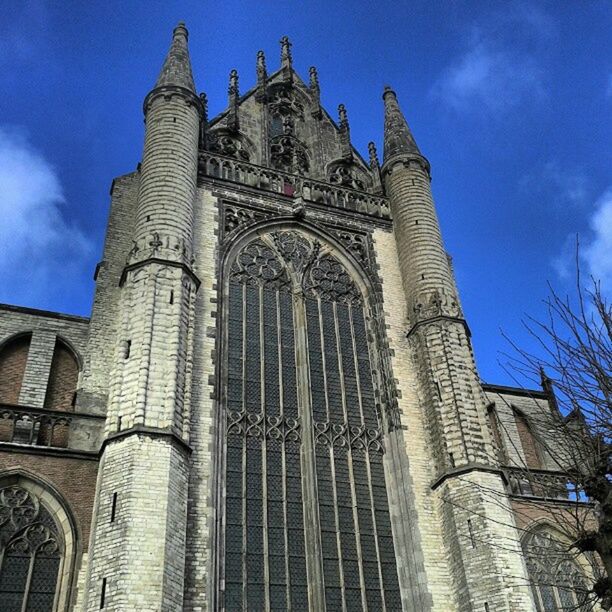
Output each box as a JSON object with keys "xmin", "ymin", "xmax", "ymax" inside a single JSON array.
[
  {"xmin": 514, "ymin": 409, "xmax": 543, "ymax": 469},
  {"xmin": 0, "ymin": 485, "xmax": 63, "ymax": 612},
  {"xmin": 523, "ymin": 528, "xmax": 590, "ymax": 611},
  {"xmin": 0, "ymin": 335, "xmax": 31, "ymax": 406},
  {"xmin": 44, "ymin": 340, "xmax": 79, "ymax": 412},
  {"xmin": 221, "ymin": 230, "xmax": 401, "ymax": 609}
]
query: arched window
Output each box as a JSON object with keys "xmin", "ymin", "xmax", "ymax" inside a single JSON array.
[
  {"xmin": 44, "ymin": 340, "xmax": 79, "ymax": 412},
  {"xmin": 486, "ymin": 404, "xmax": 507, "ymax": 463},
  {"xmin": 514, "ymin": 408, "xmax": 543, "ymax": 469},
  {"xmin": 0, "ymin": 484, "xmax": 64, "ymax": 612},
  {"xmin": 0, "ymin": 334, "xmax": 31, "ymax": 406},
  {"xmin": 220, "ymin": 229, "xmax": 401, "ymax": 610},
  {"xmin": 523, "ymin": 527, "xmax": 590, "ymax": 611}
]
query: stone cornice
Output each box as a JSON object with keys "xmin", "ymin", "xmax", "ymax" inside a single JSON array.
[
  {"xmin": 143, "ymin": 84, "xmax": 203, "ymax": 115},
  {"xmin": 119, "ymin": 258, "xmax": 201, "ymax": 290},
  {"xmin": 102, "ymin": 425, "xmax": 192, "ymax": 456},
  {"xmin": 381, "ymin": 152, "xmax": 431, "ymax": 178}
]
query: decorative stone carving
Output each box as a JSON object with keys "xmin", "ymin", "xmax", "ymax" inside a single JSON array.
[
  {"xmin": 412, "ymin": 288, "xmax": 462, "ymax": 323},
  {"xmin": 230, "ymin": 239, "xmax": 290, "ymax": 290},
  {"xmin": 267, "ymin": 84, "xmax": 305, "ymax": 120},
  {"xmin": 304, "ymin": 253, "xmax": 361, "ymax": 305},
  {"xmin": 313, "ymin": 421, "xmax": 383, "ymax": 453},
  {"xmin": 328, "ymin": 228, "xmax": 369, "ymax": 267},
  {"xmin": 328, "ymin": 160, "xmax": 371, "ymax": 191},
  {"xmin": 227, "ymin": 411, "xmax": 300, "ymax": 443},
  {"xmin": 272, "ymin": 230, "xmax": 318, "ymax": 274},
  {"xmin": 0, "ymin": 485, "xmax": 60, "ymax": 553},
  {"xmin": 224, "ymin": 205, "xmax": 267, "ymax": 235},
  {"xmin": 207, "ymin": 129, "xmax": 250, "ymax": 161},
  {"xmin": 270, "ymin": 135, "xmax": 310, "ymax": 175},
  {"xmin": 127, "ymin": 232, "xmax": 191, "ymax": 265}
]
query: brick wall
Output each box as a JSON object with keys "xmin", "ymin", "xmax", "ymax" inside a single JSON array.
[
  {"xmin": 44, "ymin": 340, "xmax": 79, "ymax": 412},
  {"xmin": 0, "ymin": 334, "xmax": 31, "ymax": 404},
  {"xmin": 514, "ymin": 410, "xmax": 543, "ymax": 469}
]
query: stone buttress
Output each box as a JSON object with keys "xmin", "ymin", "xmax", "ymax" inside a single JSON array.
[
  {"xmin": 381, "ymin": 87, "xmax": 535, "ymax": 611},
  {"xmin": 82, "ymin": 23, "xmax": 202, "ymax": 611}
]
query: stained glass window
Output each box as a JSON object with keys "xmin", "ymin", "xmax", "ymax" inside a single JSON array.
[
  {"xmin": 0, "ymin": 486, "xmax": 62, "ymax": 612},
  {"xmin": 523, "ymin": 528, "xmax": 590, "ymax": 611},
  {"xmin": 222, "ymin": 230, "xmax": 401, "ymax": 610}
]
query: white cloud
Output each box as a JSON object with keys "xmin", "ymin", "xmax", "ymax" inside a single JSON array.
[
  {"xmin": 521, "ymin": 161, "xmax": 589, "ymax": 208},
  {"xmin": 0, "ymin": 126, "xmax": 92, "ymax": 307},
  {"xmin": 431, "ymin": 7, "xmax": 551, "ymax": 114},
  {"xmin": 582, "ymin": 189, "xmax": 612, "ymax": 288},
  {"xmin": 432, "ymin": 40, "xmax": 544, "ymax": 113}
]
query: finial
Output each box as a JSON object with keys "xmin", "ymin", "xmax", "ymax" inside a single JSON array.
[
  {"xmin": 256, "ymin": 50, "xmax": 267, "ymax": 83},
  {"xmin": 368, "ymin": 142, "xmax": 380, "ymax": 169},
  {"xmin": 383, "ymin": 84, "xmax": 396, "ymax": 99},
  {"xmin": 199, "ymin": 92, "xmax": 208, "ymax": 124},
  {"xmin": 173, "ymin": 21, "xmax": 188, "ymax": 40},
  {"xmin": 280, "ymin": 36, "xmax": 293, "ymax": 67},
  {"xmin": 309, "ymin": 66, "xmax": 319, "ymax": 90},
  {"xmin": 309, "ymin": 66, "xmax": 321, "ymax": 117},
  {"xmin": 338, "ymin": 104, "xmax": 351, "ymax": 159},
  {"xmin": 228, "ymin": 69, "xmax": 240, "ymax": 131}
]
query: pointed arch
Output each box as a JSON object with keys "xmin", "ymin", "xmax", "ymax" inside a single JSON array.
[
  {"xmin": 44, "ymin": 339, "xmax": 81, "ymax": 413},
  {"xmin": 0, "ymin": 469, "xmax": 79, "ymax": 612},
  {"xmin": 215, "ymin": 220, "xmax": 402, "ymax": 610},
  {"xmin": 513, "ymin": 406, "xmax": 544, "ymax": 469},
  {"xmin": 521, "ymin": 522, "xmax": 591, "ymax": 611},
  {"xmin": 0, "ymin": 333, "xmax": 32, "ymax": 406}
]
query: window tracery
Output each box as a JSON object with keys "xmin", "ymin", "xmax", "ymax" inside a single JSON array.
[
  {"xmin": 220, "ymin": 229, "xmax": 401, "ymax": 610},
  {"xmin": 270, "ymin": 135, "xmax": 310, "ymax": 175},
  {"xmin": 0, "ymin": 486, "xmax": 62, "ymax": 612},
  {"xmin": 523, "ymin": 528, "xmax": 590, "ymax": 611}
]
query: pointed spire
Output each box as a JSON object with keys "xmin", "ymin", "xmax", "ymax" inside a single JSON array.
[
  {"xmin": 280, "ymin": 36, "xmax": 293, "ymax": 83},
  {"xmin": 154, "ymin": 22, "xmax": 196, "ymax": 92},
  {"xmin": 338, "ymin": 104, "xmax": 352, "ymax": 159},
  {"xmin": 228, "ymin": 69, "xmax": 240, "ymax": 131},
  {"xmin": 382, "ymin": 85, "xmax": 422, "ymax": 164}
]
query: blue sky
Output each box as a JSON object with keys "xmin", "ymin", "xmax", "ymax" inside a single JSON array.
[{"xmin": 0, "ymin": 1, "xmax": 610, "ymax": 386}]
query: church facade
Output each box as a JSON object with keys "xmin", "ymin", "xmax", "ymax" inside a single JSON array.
[{"xmin": 0, "ymin": 23, "xmax": 593, "ymax": 612}]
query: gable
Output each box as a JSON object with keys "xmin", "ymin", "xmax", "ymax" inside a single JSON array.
[{"xmin": 204, "ymin": 68, "xmax": 377, "ymax": 191}]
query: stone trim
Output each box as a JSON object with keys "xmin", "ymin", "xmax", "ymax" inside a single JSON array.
[
  {"xmin": 406, "ymin": 314, "xmax": 472, "ymax": 339},
  {"xmin": 102, "ymin": 426, "xmax": 192, "ymax": 456},
  {"xmin": 430, "ymin": 463, "xmax": 504, "ymax": 490},
  {"xmin": 119, "ymin": 258, "xmax": 201, "ymax": 290},
  {"xmin": 0, "ymin": 303, "xmax": 89, "ymax": 323},
  {"xmin": 0, "ymin": 442, "xmax": 100, "ymax": 461}
]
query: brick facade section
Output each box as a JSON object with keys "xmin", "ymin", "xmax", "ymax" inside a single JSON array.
[
  {"xmin": 0, "ymin": 334, "xmax": 30, "ymax": 404},
  {"xmin": 514, "ymin": 410, "xmax": 543, "ymax": 469}
]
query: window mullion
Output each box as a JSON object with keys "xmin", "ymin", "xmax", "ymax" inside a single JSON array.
[{"xmin": 20, "ymin": 550, "xmax": 35, "ymax": 612}]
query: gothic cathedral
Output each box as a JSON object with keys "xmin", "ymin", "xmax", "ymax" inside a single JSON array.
[{"xmin": 0, "ymin": 23, "xmax": 592, "ymax": 612}]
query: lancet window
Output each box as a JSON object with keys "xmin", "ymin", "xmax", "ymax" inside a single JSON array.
[
  {"xmin": 523, "ymin": 528, "xmax": 590, "ymax": 611},
  {"xmin": 0, "ymin": 485, "xmax": 62, "ymax": 612},
  {"xmin": 220, "ymin": 229, "xmax": 401, "ymax": 610}
]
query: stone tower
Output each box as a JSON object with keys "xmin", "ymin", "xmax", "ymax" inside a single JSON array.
[
  {"xmin": 2, "ymin": 21, "xmax": 592, "ymax": 612},
  {"xmin": 82, "ymin": 23, "xmax": 202, "ymax": 610}
]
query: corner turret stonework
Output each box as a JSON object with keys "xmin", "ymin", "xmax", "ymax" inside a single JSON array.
[
  {"xmin": 83, "ymin": 22, "xmax": 200, "ymax": 611},
  {"xmin": 382, "ymin": 88, "xmax": 535, "ymax": 610}
]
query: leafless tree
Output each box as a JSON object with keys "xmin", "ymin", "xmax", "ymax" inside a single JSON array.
[{"xmin": 496, "ymin": 268, "xmax": 611, "ymax": 610}]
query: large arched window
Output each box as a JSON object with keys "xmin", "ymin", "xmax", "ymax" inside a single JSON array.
[
  {"xmin": 523, "ymin": 527, "xmax": 590, "ymax": 611},
  {"xmin": 0, "ymin": 483, "xmax": 65, "ymax": 611},
  {"xmin": 220, "ymin": 228, "xmax": 401, "ymax": 610}
]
